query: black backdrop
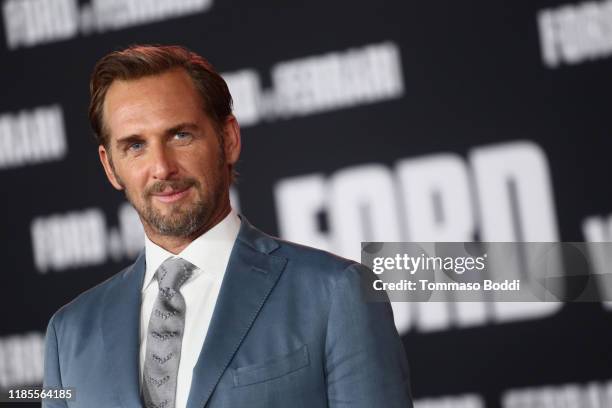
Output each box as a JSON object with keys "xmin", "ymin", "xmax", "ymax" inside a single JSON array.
[{"xmin": 1, "ymin": 0, "xmax": 611, "ymax": 407}]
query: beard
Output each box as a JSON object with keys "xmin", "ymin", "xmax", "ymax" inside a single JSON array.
[
  {"xmin": 139, "ymin": 177, "xmax": 223, "ymax": 238},
  {"xmin": 117, "ymin": 162, "xmax": 227, "ymax": 239}
]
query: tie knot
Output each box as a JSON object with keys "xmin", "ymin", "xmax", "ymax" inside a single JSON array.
[{"xmin": 156, "ymin": 257, "xmax": 196, "ymax": 291}]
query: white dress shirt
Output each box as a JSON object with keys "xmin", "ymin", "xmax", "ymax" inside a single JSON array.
[{"xmin": 139, "ymin": 210, "xmax": 241, "ymax": 408}]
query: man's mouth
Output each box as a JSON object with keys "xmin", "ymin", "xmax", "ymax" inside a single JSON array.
[{"xmin": 151, "ymin": 187, "xmax": 190, "ymax": 203}]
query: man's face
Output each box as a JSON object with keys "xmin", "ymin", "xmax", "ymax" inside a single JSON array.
[{"xmin": 98, "ymin": 68, "xmax": 240, "ymax": 239}]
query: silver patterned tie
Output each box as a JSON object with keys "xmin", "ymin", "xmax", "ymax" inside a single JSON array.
[{"xmin": 143, "ymin": 257, "xmax": 196, "ymax": 408}]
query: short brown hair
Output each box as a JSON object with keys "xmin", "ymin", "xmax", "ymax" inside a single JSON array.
[{"xmin": 89, "ymin": 44, "xmax": 233, "ymax": 148}]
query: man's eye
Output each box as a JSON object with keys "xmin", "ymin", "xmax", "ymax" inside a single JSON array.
[
  {"xmin": 173, "ymin": 132, "xmax": 193, "ymax": 144},
  {"xmin": 128, "ymin": 142, "xmax": 144, "ymax": 151}
]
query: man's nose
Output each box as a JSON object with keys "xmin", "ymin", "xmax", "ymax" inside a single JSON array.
[{"xmin": 149, "ymin": 144, "xmax": 178, "ymax": 180}]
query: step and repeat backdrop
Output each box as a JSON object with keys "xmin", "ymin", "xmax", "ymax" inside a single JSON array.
[{"xmin": 1, "ymin": 0, "xmax": 611, "ymax": 407}]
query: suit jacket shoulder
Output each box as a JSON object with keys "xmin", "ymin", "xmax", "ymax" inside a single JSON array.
[
  {"xmin": 50, "ymin": 254, "xmax": 144, "ymax": 331},
  {"xmin": 236, "ymin": 221, "xmax": 361, "ymax": 289}
]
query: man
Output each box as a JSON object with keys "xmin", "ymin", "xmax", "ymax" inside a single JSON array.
[{"xmin": 43, "ymin": 45, "xmax": 412, "ymax": 408}]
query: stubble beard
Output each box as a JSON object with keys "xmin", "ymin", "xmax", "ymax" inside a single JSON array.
[
  {"xmin": 142, "ymin": 178, "xmax": 217, "ymax": 238},
  {"xmin": 115, "ymin": 160, "xmax": 227, "ymax": 239}
]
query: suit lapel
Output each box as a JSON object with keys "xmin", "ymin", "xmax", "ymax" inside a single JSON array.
[
  {"xmin": 101, "ymin": 253, "xmax": 146, "ymax": 408},
  {"xmin": 186, "ymin": 219, "xmax": 287, "ymax": 408}
]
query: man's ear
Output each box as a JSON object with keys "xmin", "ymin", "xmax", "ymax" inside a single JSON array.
[
  {"xmin": 98, "ymin": 144, "xmax": 124, "ymax": 191},
  {"xmin": 222, "ymin": 115, "xmax": 241, "ymax": 166}
]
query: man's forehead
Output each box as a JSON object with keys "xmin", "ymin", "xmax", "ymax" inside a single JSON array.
[
  {"xmin": 106, "ymin": 69, "xmax": 198, "ymax": 104},
  {"xmin": 103, "ymin": 70, "xmax": 206, "ymax": 140}
]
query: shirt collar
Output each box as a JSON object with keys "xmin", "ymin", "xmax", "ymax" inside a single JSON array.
[{"xmin": 142, "ymin": 209, "xmax": 241, "ymax": 292}]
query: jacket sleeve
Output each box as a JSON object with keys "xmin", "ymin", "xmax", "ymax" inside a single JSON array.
[
  {"xmin": 42, "ymin": 312, "xmax": 69, "ymax": 408},
  {"xmin": 325, "ymin": 263, "xmax": 413, "ymax": 408}
]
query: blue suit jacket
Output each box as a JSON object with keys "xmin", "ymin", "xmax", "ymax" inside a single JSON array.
[{"xmin": 43, "ymin": 218, "xmax": 412, "ymax": 407}]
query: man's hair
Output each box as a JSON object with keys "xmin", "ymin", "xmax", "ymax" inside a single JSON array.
[{"xmin": 89, "ymin": 44, "xmax": 233, "ymax": 149}]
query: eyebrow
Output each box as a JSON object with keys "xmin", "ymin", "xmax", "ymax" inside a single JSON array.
[
  {"xmin": 165, "ymin": 122, "xmax": 199, "ymax": 135},
  {"xmin": 115, "ymin": 122, "xmax": 200, "ymax": 148}
]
